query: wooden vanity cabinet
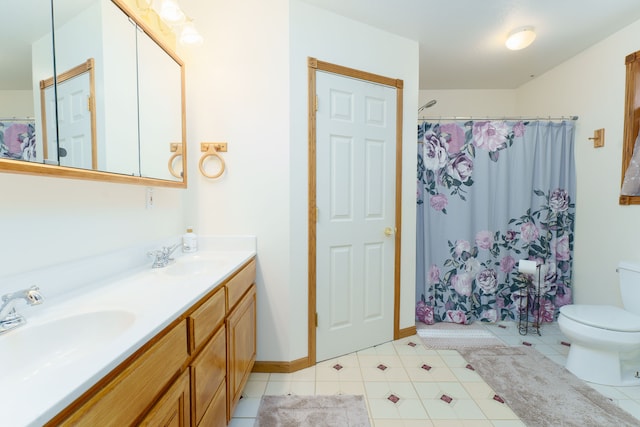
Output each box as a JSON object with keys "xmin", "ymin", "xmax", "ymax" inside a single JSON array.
[
  {"xmin": 46, "ymin": 257, "xmax": 256, "ymax": 427},
  {"xmin": 191, "ymin": 259, "xmax": 257, "ymax": 425},
  {"xmin": 52, "ymin": 319, "xmax": 189, "ymax": 426}
]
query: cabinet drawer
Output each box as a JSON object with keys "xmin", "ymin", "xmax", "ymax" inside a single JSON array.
[
  {"xmin": 198, "ymin": 381, "xmax": 227, "ymax": 427},
  {"xmin": 191, "ymin": 326, "xmax": 226, "ymax": 425},
  {"xmin": 226, "ymin": 259, "xmax": 256, "ymax": 311},
  {"xmin": 60, "ymin": 320, "xmax": 188, "ymax": 426},
  {"xmin": 190, "ymin": 286, "xmax": 225, "ymax": 350}
]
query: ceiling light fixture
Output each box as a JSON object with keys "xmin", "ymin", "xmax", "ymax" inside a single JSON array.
[{"xmin": 505, "ymin": 27, "xmax": 536, "ymax": 51}]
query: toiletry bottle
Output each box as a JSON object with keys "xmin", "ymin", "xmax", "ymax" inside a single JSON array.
[{"xmin": 182, "ymin": 227, "xmax": 198, "ymax": 253}]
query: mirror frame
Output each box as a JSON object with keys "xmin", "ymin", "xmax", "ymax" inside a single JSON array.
[
  {"xmin": 621, "ymin": 50, "xmax": 640, "ymax": 204},
  {"xmin": 0, "ymin": 0, "xmax": 187, "ymax": 188}
]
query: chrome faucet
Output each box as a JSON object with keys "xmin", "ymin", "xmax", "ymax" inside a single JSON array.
[
  {"xmin": 147, "ymin": 243, "xmax": 181, "ymax": 268},
  {"xmin": 0, "ymin": 286, "xmax": 44, "ymax": 334}
]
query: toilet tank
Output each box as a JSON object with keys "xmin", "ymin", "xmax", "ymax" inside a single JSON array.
[{"xmin": 619, "ymin": 261, "xmax": 640, "ymax": 315}]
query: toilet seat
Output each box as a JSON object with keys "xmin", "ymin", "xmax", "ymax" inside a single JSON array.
[{"xmin": 560, "ymin": 305, "xmax": 640, "ymax": 332}]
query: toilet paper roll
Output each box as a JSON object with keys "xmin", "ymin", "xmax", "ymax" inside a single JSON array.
[{"xmin": 518, "ymin": 260, "xmax": 537, "ymax": 274}]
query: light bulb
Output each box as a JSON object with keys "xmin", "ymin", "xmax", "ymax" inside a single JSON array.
[
  {"xmin": 157, "ymin": 0, "xmax": 185, "ymax": 24},
  {"xmin": 180, "ymin": 22, "xmax": 203, "ymax": 45}
]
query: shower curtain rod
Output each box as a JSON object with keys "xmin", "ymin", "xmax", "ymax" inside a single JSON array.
[
  {"xmin": 0, "ymin": 117, "xmax": 35, "ymax": 122},
  {"xmin": 418, "ymin": 115, "xmax": 578, "ymax": 122}
]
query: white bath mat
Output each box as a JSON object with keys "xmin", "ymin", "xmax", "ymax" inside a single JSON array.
[{"xmin": 417, "ymin": 322, "xmax": 506, "ymax": 349}]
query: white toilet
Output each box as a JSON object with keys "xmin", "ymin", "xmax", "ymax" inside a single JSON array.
[{"xmin": 558, "ymin": 261, "xmax": 640, "ymax": 386}]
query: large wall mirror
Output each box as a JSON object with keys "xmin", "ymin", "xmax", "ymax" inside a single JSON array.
[{"xmin": 0, "ymin": 0, "xmax": 186, "ymax": 187}]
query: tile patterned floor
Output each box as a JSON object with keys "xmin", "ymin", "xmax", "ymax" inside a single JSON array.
[{"xmin": 229, "ymin": 322, "xmax": 640, "ymax": 426}]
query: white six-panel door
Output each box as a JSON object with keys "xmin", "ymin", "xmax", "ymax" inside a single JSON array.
[
  {"xmin": 46, "ymin": 72, "xmax": 93, "ymax": 169},
  {"xmin": 315, "ymin": 71, "xmax": 397, "ymax": 361}
]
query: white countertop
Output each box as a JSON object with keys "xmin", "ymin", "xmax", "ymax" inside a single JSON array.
[{"xmin": 0, "ymin": 236, "xmax": 256, "ymax": 427}]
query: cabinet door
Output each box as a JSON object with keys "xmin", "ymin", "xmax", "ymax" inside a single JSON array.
[
  {"xmin": 192, "ymin": 326, "xmax": 226, "ymax": 424},
  {"xmin": 226, "ymin": 285, "xmax": 256, "ymax": 420},
  {"xmin": 139, "ymin": 370, "xmax": 190, "ymax": 427},
  {"xmin": 198, "ymin": 382, "xmax": 227, "ymax": 427}
]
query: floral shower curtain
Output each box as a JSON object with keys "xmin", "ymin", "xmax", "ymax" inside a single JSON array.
[{"xmin": 416, "ymin": 120, "xmax": 576, "ymax": 324}]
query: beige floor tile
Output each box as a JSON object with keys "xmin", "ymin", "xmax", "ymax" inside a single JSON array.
[
  {"xmin": 617, "ymin": 399, "xmax": 640, "ymax": 420},
  {"xmin": 413, "ymin": 381, "xmax": 471, "ymax": 400},
  {"xmin": 314, "ymin": 381, "xmax": 341, "ymax": 395},
  {"xmin": 361, "ymin": 366, "xmax": 410, "ymax": 382},
  {"xmin": 439, "ymin": 353, "xmax": 468, "ymax": 368},
  {"xmin": 396, "ymin": 398, "xmax": 429, "ymax": 419},
  {"xmin": 450, "ymin": 421, "xmax": 494, "ymax": 427},
  {"xmin": 228, "ymin": 418, "xmax": 256, "ymax": 427},
  {"xmin": 451, "ymin": 366, "xmax": 485, "ymax": 382},
  {"xmin": 364, "ymin": 381, "xmax": 419, "ymax": 400},
  {"xmin": 475, "ymin": 399, "xmax": 519, "ymax": 420},
  {"xmin": 369, "ymin": 397, "xmax": 404, "ymax": 419},
  {"xmin": 358, "ymin": 354, "xmax": 405, "ymax": 367},
  {"xmin": 241, "ymin": 380, "xmax": 267, "ymax": 397},
  {"xmin": 263, "ymin": 380, "xmax": 316, "ymax": 395},
  {"xmin": 462, "ymin": 382, "xmax": 495, "ymax": 400},
  {"xmin": 374, "ymin": 419, "xmax": 435, "ymax": 427},
  {"xmin": 247, "ymin": 372, "xmax": 270, "ymax": 381},
  {"xmin": 451, "ymin": 399, "xmax": 488, "ymax": 419},
  {"xmin": 357, "ymin": 341, "xmax": 399, "ymax": 356},
  {"xmin": 490, "ymin": 420, "xmax": 527, "ymax": 427},
  {"xmin": 315, "ymin": 364, "xmax": 363, "ymax": 382},
  {"xmin": 317, "ymin": 353, "xmax": 360, "ymax": 368},
  {"xmin": 422, "ymin": 397, "xmax": 458, "ymax": 419},
  {"xmin": 232, "ymin": 396, "xmax": 261, "ymax": 418},
  {"xmin": 400, "ymin": 354, "xmax": 449, "ymax": 368}
]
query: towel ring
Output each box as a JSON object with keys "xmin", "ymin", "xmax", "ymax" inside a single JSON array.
[
  {"xmin": 199, "ymin": 143, "xmax": 226, "ymax": 179},
  {"xmin": 168, "ymin": 143, "xmax": 183, "ymax": 179}
]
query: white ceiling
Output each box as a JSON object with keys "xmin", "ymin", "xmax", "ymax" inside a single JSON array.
[
  {"xmin": 299, "ymin": 0, "xmax": 640, "ymax": 89},
  {"xmin": 6, "ymin": 1, "xmax": 640, "ymax": 92}
]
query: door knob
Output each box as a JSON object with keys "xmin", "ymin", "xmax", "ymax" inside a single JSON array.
[{"xmin": 384, "ymin": 227, "xmax": 394, "ymax": 236}]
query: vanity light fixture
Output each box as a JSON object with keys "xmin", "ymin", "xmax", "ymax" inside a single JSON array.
[
  {"xmin": 145, "ymin": 0, "xmax": 203, "ymax": 45},
  {"xmin": 179, "ymin": 20, "xmax": 204, "ymax": 46},
  {"xmin": 153, "ymin": 0, "xmax": 185, "ymax": 24},
  {"xmin": 505, "ymin": 27, "xmax": 536, "ymax": 50}
]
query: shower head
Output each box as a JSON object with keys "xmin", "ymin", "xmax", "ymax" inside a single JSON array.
[{"xmin": 418, "ymin": 99, "xmax": 437, "ymax": 113}]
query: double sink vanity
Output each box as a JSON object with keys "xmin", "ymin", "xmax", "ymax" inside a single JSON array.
[{"xmin": 0, "ymin": 236, "xmax": 257, "ymax": 427}]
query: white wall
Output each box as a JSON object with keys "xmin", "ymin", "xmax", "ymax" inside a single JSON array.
[
  {"xmin": 181, "ymin": 0, "xmax": 419, "ymax": 362},
  {"xmin": 418, "ymin": 89, "xmax": 517, "ymax": 117},
  {"xmin": 181, "ymin": 0, "xmax": 292, "ymax": 361},
  {"xmin": 289, "ymin": 1, "xmax": 419, "ymax": 360},
  {"xmin": 0, "ymin": 90, "xmax": 34, "ymax": 118},
  {"xmin": 0, "ymin": 174, "xmax": 184, "ymax": 280},
  {"xmin": 515, "ymin": 19, "xmax": 640, "ymax": 306}
]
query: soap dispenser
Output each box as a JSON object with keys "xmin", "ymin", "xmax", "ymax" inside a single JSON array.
[{"xmin": 182, "ymin": 227, "xmax": 198, "ymax": 253}]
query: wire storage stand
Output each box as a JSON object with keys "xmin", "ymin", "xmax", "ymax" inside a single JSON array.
[
  {"xmin": 518, "ymin": 264, "xmax": 543, "ymax": 336},
  {"xmin": 518, "ymin": 285, "xmax": 529, "ymax": 335}
]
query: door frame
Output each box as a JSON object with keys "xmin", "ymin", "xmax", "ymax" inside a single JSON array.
[
  {"xmin": 307, "ymin": 57, "xmax": 404, "ymax": 366},
  {"xmin": 40, "ymin": 58, "xmax": 98, "ymax": 169}
]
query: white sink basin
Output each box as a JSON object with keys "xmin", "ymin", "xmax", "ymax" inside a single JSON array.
[{"xmin": 0, "ymin": 310, "xmax": 135, "ymax": 383}]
